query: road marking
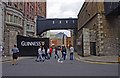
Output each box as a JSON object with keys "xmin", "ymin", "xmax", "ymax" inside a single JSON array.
[
  {"xmin": 75, "ymin": 57, "xmax": 116, "ymax": 65},
  {"xmin": 1, "ymin": 57, "xmax": 34, "ymax": 63}
]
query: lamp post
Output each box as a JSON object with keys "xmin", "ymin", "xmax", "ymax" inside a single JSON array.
[{"xmin": 62, "ymin": 33, "xmax": 64, "ymax": 45}]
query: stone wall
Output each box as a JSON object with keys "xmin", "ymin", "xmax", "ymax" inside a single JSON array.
[
  {"xmin": 0, "ymin": 3, "xmax": 4, "ymax": 45},
  {"xmin": 77, "ymin": 2, "xmax": 119, "ymax": 56},
  {"xmin": 4, "ymin": 25, "xmax": 23, "ymax": 55},
  {"xmin": 102, "ymin": 15, "xmax": 120, "ymax": 55}
]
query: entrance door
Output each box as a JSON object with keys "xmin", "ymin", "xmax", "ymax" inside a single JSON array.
[{"xmin": 90, "ymin": 42, "xmax": 96, "ymax": 56}]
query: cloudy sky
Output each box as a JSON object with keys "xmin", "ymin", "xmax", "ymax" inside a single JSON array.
[
  {"xmin": 46, "ymin": 0, "xmax": 85, "ymax": 37},
  {"xmin": 47, "ymin": 0, "xmax": 85, "ymax": 18}
]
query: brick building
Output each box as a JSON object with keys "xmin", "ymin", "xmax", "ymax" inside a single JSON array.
[
  {"xmin": 35, "ymin": 2, "xmax": 47, "ymax": 37},
  {"xmin": 50, "ymin": 38, "xmax": 62, "ymax": 47},
  {"xmin": 77, "ymin": 1, "xmax": 120, "ymax": 56},
  {"xmin": 3, "ymin": 1, "xmax": 46, "ymax": 55},
  {"xmin": 24, "ymin": 2, "xmax": 46, "ymax": 37},
  {"xmin": 24, "ymin": 2, "xmax": 35, "ymax": 37}
]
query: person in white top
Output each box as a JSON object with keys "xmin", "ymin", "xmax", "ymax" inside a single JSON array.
[
  {"xmin": 70, "ymin": 45, "xmax": 74, "ymax": 60},
  {"xmin": 47, "ymin": 48, "xmax": 50, "ymax": 59},
  {"xmin": 36, "ymin": 46, "xmax": 44, "ymax": 62},
  {"xmin": 52, "ymin": 47, "xmax": 56, "ymax": 58},
  {"xmin": 0, "ymin": 45, "xmax": 6, "ymax": 57},
  {"xmin": 42, "ymin": 47, "xmax": 46, "ymax": 60},
  {"xmin": 0, "ymin": 45, "xmax": 3, "ymax": 57}
]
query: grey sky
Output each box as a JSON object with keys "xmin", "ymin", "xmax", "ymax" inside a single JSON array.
[
  {"xmin": 46, "ymin": 0, "xmax": 85, "ymax": 37},
  {"xmin": 47, "ymin": 0, "xmax": 85, "ymax": 18}
]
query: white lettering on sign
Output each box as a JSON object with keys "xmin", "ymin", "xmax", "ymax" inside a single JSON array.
[{"xmin": 21, "ymin": 41, "xmax": 44, "ymax": 46}]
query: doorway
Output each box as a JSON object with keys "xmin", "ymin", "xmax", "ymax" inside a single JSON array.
[{"xmin": 90, "ymin": 42, "xmax": 96, "ymax": 56}]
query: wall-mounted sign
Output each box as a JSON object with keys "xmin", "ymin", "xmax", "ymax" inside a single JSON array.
[
  {"xmin": 21, "ymin": 41, "xmax": 42, "ymax": 47},
  {"xmin": 17, "ymin": 35, "xmax": 49, "ymax": 56}
]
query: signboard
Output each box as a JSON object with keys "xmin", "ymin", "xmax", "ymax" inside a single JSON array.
[{"xmin": 17, "ymin": 35, "xmax": 49, "ymax": 56}]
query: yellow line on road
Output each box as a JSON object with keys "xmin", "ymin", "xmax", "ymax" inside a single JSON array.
[
  {"xmin": 75, "ymin": 57, "xmax": 115, "ymax": 65},
  {"xmin": 1, "ymin": 57, "xmax": 32, "ymax": 63}
]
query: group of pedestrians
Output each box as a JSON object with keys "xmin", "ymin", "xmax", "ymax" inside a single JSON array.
[
  {"xmin": 1, "ymin": 43, "xmax": 75, "ymax": 65},
  {"xmin": 36, "ymin": 44, "xmax": 75, "ymax": 63},
  {"xmin": 36, "ymin": 45, "xmax": 46, "ymax": 62}
]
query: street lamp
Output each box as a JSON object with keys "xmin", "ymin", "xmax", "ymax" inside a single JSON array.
[{"xmin": 62, "ymin": 34, "xmax": 64, "ymax": 45}]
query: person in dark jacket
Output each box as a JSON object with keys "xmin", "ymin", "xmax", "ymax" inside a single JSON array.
[
  {"xmin": 61, "ymin": 45, "xmax": 67, "ymax": 60},
  {"xmin": 54, "ymin": 47, "xmax": 59, "ymax": 59}
]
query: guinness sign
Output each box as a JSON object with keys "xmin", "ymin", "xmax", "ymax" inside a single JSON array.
[
  {"xmin": 21, "ymin": 41, "xmax": 42, "ymax": 46},
  {"xmin": 17, "ymin": 35, "xmax": 49, "ymax": 56}
]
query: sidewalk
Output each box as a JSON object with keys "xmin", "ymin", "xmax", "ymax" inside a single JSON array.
[
  {"xmin": 1, "ymin": 56, "xmax": 34, "ymax": 62},
  {"xmin": 75, "ymin": 53, "xmax": 119, "ymax": 63},
  {"xmin": 1, "ymin": 54, "xmax": 119, "ymax": 63},
  {"xmin": 1, "ymin": 56, "xmax": 11, "ymax": 62}
]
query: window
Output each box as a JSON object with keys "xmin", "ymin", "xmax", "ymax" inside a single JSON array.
[
  {"xmin": 8, "ymin": 2, "xmax": 12, "ymax": 6},
  {"xmin": 32, "ymin": 17, "xmax": 34, "ymax": 21},
  {"xmin": 6, "ymin": 14, "xmax": 10, "ymax": 22},
  {"xmin": 19, "ymin": 3, "xmax": 23, "ymax": 11},
  {"xmin": 26, "ymin": 24, "xmax": 33, "ymax": 31},
  {"xmin": 10, "ymin": 15, "xmax": 13, "ymax": 22},
  {"xmin": 26, "ymin": 24, "xmax": 29, "ymax": 30},
  {"xmin": 53, "ymin": 21, "xmax": 55, "ymax": 24},
  {"xmin": 31, "ymin": 25, "xmax": 33, "ymax": 31},
  {"xmin": 27, "ymin": 14, "xmax": 29, "ymax": 18},
  {"xmin": 73, "ymin": 20, "xmax": 75, "ymax": 23},
  {"xmin": 30, "ymin": 6, "xmax": 32, "ymax": 14},
  {"xmin": 14, "ymin": 3, "xmax": 18, "ymax": 8},
  {"xmin": 6, "ymin": 14, "xmax": 9, "ymax": 22},
  {"xmin": 32, "ymin": 8, "xmax": 34, "ymax": 15},
  {"xmin": 27, "ymin": 3, "xmax": 29, "ymax": 12},
  {"xmin": 59, "ymin": 20, "xmax": 61, "ymax": 24},
  {"xmin": 14, "ymin": 15, "xmax": 18, "ymax": 23},
  {"xmin": 6, "ymin": 13, "xmax": 13, "ymax": 22},
  {"xmin": 66, "ymin": 20, "xmax": 68, "ymax": 23},
  {"xmin": 19, "ymin": 17, "xmax": 22, "ymax": 25}
]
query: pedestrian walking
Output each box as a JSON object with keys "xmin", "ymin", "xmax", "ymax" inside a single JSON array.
[
  {"xmin": 57, "ymin": 46, "xmax": 61, "ymax": 58},
  {"xmin": 69, "ymin": 45, "xmax": 74, "ymax": 60},
  {"xmin": 0, "ymin": 45, "xmax": 3, "ymax": 57},
  {"xmin": 49, "ymin": 47, "xmax": 52, "ymax": 58},
  {"xmin": 42, "ymin": 47, "xmax": 46, "ymax": 60},
  {"xmin": 11, "ymin": 45, "xmax": 19, "ymax": 65},
  {"xmin": 47, "ymin": 48, "xmax": 50, "ymax": 59},
  {"xmin": 54, "ymin": 47, "xmax": 59, "ymax": 59},
  {"xmin": 61, "ymin": 45, "xmax": 67, "ymax": 60},
  {"xmin": 36, "ymin": 46, "xmax": 45, "ymax": 62},
  {"xmin": 0, "ymin": 45, "xmax": 6, "ymax": 57}
]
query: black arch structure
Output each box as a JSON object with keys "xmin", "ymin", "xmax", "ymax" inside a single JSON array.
[{"xmin": 36, "ymin": 16, "xmax": 78, "ymax": 35}]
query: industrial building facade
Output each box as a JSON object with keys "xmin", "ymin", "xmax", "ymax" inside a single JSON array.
[{"xmin": 77, "ymin": 1, "xmax": 120, "ymax": 56}]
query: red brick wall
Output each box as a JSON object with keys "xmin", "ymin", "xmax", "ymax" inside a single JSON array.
[{"xmin": 24, "ymin": 2, "xmax": 35, "ymax": 21}]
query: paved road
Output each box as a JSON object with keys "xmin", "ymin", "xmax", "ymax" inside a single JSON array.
[{"xmin": 2, "ymin": 57, "xmax": 118, "ymax": 76}]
